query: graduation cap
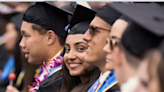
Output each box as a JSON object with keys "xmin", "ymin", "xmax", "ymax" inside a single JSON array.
[
  {"xmin": 119, "ymin": 15, "xmax": 131, "ymax": 24},
  {"xmin": 67, "ymin": 4, "xmax": 96, "ymax": 35},
  {"xmin": 10, "ymin": 13, "xmax": 23, "ymax": 31},
  {"xmin": 108, "ymin": 3, "xmax": 164, "ymax": 58},
  {"xmin": 60, "ymin": 2, "xmax": 77, "ymax": 23},
  {"xmin": 23, "ymin": 2, "xmax": 73, "ymax": 37},
  {"xmin": 96, "ymin": 4, "xmax": 121, "ymax": 26}
]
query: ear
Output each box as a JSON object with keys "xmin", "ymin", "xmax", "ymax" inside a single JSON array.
[
  {"xmin": 114, "ymin": 47, "xmax": 123, "ymax": 67},
  {"xmin": 46, "ymin": 30, "xmax": 56, "ymax": 45}
]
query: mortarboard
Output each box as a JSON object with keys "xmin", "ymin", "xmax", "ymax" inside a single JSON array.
[
  {"xmin": 108, "ymin": 3, "xmax": 164, "ymax": 58},
  {"xmin": 23, "ymin": 2, "xmax": 73, "ymax": 37},
  {"xmin": 10, "ymin": 13, "xmax": 23, "ymax": 31},
  {"xmin": 60, "ymin": 2, "xmax": 77, "ymax": 23},
  {"xmin": 96, "ymin": 4, "xmax": 121, "ymax": 26},
  {"xmin": 119, "ymin": 15, "xmax": 131, "ymax": 24},
  {"xmin": 68, "ymin": 4, "xmax": 96, "ymax": 35}
]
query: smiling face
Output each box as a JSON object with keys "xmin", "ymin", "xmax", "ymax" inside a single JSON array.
[
  {"xmin": 64, "ymin": 34, "xmax": 91, "ymax": 76},
  {"xmin": 103, "ymin": 19, "xmax": 128, "ymax": 70},
  {"xmin": 4, "ymin": 23, "xmax": 18, "ymax": 52},
  {"xmin": 83, "ymin": 16, "xmax": 111, "ymax": 66},
  {"xmin": 19, "ymin": 21, "xmax": 48, "ymax": 64}
]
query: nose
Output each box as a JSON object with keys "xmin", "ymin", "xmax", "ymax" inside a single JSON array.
[
  {"xmin": 83, "ymin": 29, "xmax": 91, "ymax": 42},
  {"xmin": 19, "ymin": 37, "xmax": 25, "ymax": 48},
  {"xmin": 67, "ymin": 50, "xmax": 76, "ymax": 60},
  {"xmin": 103, "ymin": 43, "xmax": 112, "ymax": 54}
]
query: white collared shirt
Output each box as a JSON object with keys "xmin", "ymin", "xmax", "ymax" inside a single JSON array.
[{"xmin": 99, "ymin": 71, "xmax": 110, "ymax": 83}]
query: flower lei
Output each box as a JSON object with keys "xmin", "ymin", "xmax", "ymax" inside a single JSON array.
[{"xmin": 28, "ymin": 52, "xmax": 63, "ymax": 92}]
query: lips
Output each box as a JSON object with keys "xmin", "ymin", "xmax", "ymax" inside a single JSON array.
[
  {"xmin": 23, "ymin": 51, "xmax": 29, "ymax": 59},
  {"xmin": 69, "ymin": 63, "xmax": 82, "ymax": 68},
  {"xmin": 25, "ymin": 53, "xmax": 29, "ymax": 59}
]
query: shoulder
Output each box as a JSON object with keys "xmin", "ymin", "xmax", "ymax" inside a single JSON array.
[
  {"xmin": 37, "ymin": 71, "xmax": 63, "ymax": 92},
  {"xmin": 106, "ymin": 84, "xmax": 120, "ymax": 92}
]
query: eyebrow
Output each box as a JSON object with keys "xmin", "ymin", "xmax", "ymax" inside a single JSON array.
[
  {"xmin": 64, "ymin": 43, "xmax": 70, "ymax": 46},
  {"xmin": 111, "ymin": 36, "xmax": 121, "ymax": 40},
  {"xmin": 74, "ymin": 42, "xmax": 87, "ymax": 46},
  {"xmin": 21, "ymin": 30, "xmax": 27, "ymax": 34}
]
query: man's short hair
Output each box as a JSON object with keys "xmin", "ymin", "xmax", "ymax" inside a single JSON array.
[
  {"xmin": 31, "ymin": 24, "xmax": 66, "ymax": 46},
  {"xmin": 118, "ymin": 43, "xmax": 142, "ymax": 69}
]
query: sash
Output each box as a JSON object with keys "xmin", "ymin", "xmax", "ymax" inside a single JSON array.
[
  {"xmin": 47, "ymin": 65, "xmax": 62, "ymax": 77},
  {"xmin": 88, "ymin": 71, "xmax": 118, "ymax": 92},
  {"xmin": 0, "ymin": 56, "xmax": 15, "ymax": 80}
]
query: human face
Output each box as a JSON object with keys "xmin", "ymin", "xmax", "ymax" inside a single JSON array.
[
  {"xmin": 103, "ymin": 19, "xmax": 128, "ymax": 70},
  {"xmin": 19, "ymin": 21, "xmax": 47, "ymax": 64},
  {"xmin": 133, "ymin": 60, "xmax": 149, "ymax": 92},
  {"xmin": 83, "ymin": 16, "xmax": 111, "ymax": 66},
  {"xmin": 64, "ymin": 34, "xmax": 90, "ymax": 76},
  {"xmin": 4, "ymin": 23, "xmax": 18, "ymax": 52}
]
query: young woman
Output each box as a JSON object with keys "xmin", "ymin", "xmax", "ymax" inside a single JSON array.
[
  {"xmin": 132, "ymin": 49, "xmax": 161, "ymax": 92},
  {"xmin": 57, "ymin": 5, "xmax": 100, "ymax": 92},
  {"xmin": 4, "ymin": 13, "xmax": 40, "ymax": 92}
]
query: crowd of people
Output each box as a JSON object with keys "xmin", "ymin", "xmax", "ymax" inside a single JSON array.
[{"xmin": 0, "ymin": 1, "xmax": 164, "ymax": 92}]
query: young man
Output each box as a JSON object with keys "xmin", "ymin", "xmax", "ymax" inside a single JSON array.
[
  {"xmin": 83, "ymin": 4, "xmax": 121, "ymax": 92},
  {"xmin": 107, "ymin": 3, "xmax": 164, "ymax": 92},
  {"xmin": 19, "ymin": 2, "xmax": 71, "ymax": 92}
]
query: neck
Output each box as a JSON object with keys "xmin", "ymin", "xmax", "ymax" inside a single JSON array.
[
  {"xmin": 97, "ymin": 61, "xmax": 107, "ymax": 74},
  {"xmin": 46, "ymin": 44, "xmax": 63, "ymax": 61},
  {"xmin": 122, "ymin": 63, "xmax": 136, "ymax": 84}
]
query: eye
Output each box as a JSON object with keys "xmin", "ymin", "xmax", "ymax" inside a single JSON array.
[
  {"xmin": 89, "ymin": 25, "xmax": 98, "ymax": 36},
  {"xmin": 77, "ymin": 47, "xmax": 85, "ymax": 51},
  {"xmin": 25, "ymin": 35, "xmax": 30, "ymax": 37},
  {"xmin": 65, "ymin": 48, "xmax": 70, "ymax": 53}
]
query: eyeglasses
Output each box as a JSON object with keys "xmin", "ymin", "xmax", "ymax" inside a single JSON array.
[
  {"xmin": 89, "ymin": 25, "xmax": 110, "ymax": 36},
  {"xmin": 106, "ymin": 37, "xmax": 120, "ymax": 50}
]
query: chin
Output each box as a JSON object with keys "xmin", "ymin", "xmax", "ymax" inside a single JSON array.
[{"xmin": 70, "ymin": 72, "xmax": 80, "ymax": 76}]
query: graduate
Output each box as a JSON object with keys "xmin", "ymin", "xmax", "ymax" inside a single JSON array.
[
  {"xmin": 139, "ymin": 40, "xmax": 164, "ymax": 92},
  {"xmin": 103, "ymin": 15, "xmax": 130, "ymax": 71},
  {"xmin": 107, "ymin": 3, "xmax": 164, "ymax": 92},
  {"xmin": 56, "ymin": 5, "xmax": 100, "ymax": 92},
  {"xmin": 18, "ymin": 2, "xmax": 72, "ymax": 92},
  {"xmin": 83, "ymin": 4, "xmax": 121, "ymax": 92}
]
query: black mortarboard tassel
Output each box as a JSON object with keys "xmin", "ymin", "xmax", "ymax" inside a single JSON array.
[
  {"xmin": 68, "ymin": 4, "xmax": 96, "ymax": 35},
  {"xmin": 96, "ymin": 4, "xmax": 121, "ymax": 26},
  {"xmin": 108, "ymin": 3, "xmax": 164, "ymax": 58},
  {"xmin": 23, "ymin": 2, "xmax": 73, "ymax": 37}
]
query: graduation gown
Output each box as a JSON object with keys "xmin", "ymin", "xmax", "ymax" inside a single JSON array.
[
  {"xmin": 37, "ymin": 66, "xmax": 62, "ymax": 92},
  {"xmin": 88, "ymin": 71, "xmax": 120, "ymax": 92}
]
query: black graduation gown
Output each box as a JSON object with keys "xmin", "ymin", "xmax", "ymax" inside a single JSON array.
[
  {"xmin": 106, "ymin": 84, "xmax": 120, "ymax": 92},
  {"xmin": 0, "ymin": 44, "xmax": 10, "ymax": 69},
  {"xmin": 37, "ymin": 71, "xmax": 63, "ymax": 92}
]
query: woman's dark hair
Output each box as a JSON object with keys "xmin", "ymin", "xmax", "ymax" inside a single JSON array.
[
  {"xmin": 57, "ymin": 61, "xmax": 100, "ymax": 92},
  {"xmin": 58, "ymin": 62, "xmax": 81, "ymax": 92},
  {"xmin": 157, "ymin": 55, "xmax": 164, "ymax": 92},
  {"xmin": 71, "ymin": 66, "xmax": 100, "ymax": 92},
  {"xmin": 13, "ymin": 25, "xmax": 22, "ymax": 79},
  {"xmin": 144, "ymin": 49, "xmax": 164, "ymax": 92}
]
